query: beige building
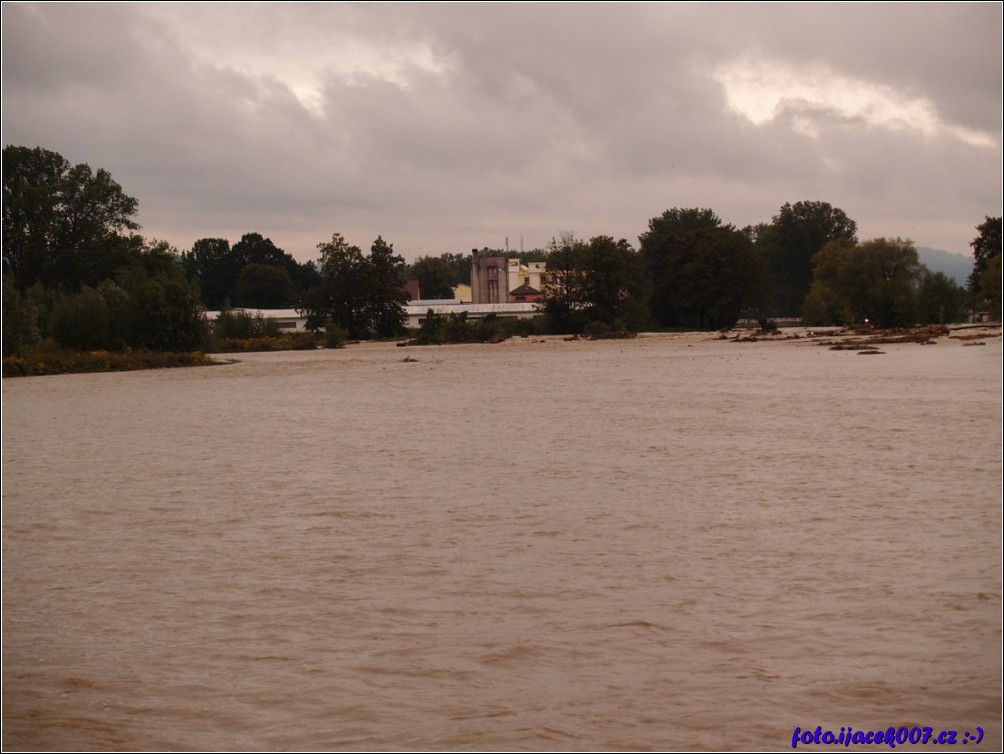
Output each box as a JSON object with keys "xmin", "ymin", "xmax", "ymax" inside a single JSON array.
[{"xmin": 470, "ymin": 250, "xmax": 548, "ymax": 304}]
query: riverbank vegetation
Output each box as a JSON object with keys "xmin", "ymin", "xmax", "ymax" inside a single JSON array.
[
  {"xmin": 3, "ymin": 145, "xmax": 1000, "ymax": 376},
  {"xmin": 401, "ymin": 311, "xmax": 541, "ymax": 346},
  {"xmin": 207, "ymin": 307, "xmax": 319, "ymax": 352},
  {"xmin": 2, "ymin": 343, "xmax": 212, "ymax": 377}
]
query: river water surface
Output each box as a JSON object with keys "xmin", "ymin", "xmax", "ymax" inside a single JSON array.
[{"xmin": 3, "ymin": 332, "xmax": 1001, "ymax": 751}]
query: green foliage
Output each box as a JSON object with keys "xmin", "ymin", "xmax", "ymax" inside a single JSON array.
[
  {"xmin": 123, "ymin": 263, "xmax": 208, "ymax": 352},
  {"xmin": 324, "ymin": 320, "xmax": 349, "ymax": 348},
  {"xmin": 437, "ymin": 252, "xmax": 473, "ymax": 287},
  {"xmin": 24, "ymin": 284, "xmax": 58, "ymax": 339},
  {"xmin": 367, "ymin": 236, "xmax": 409, "ymax": 337},
  {"xmin": 180, "ymin": 237, "xmax": 234, "ymax": 309},
  {"xmin": 234, "ymin": 263, "xmax": 297, "ymax": 309},
  {"xmin": 803, "ymin": 282, "xmax": 851, "ymax": 327},
  {"xmin": 968, "ymin": 216, "xmax": 1002, "ymax": 318},
  {"xmin": 411, "ymin": 311, "xmax": 541, "ymax": 345},
  {"xmin": 968, "ymin": 216, "xmax": 1002, "ymax": 285},
  {"xmin": 301, "ymin": 233, "xmax": 409, "ymax": 339},
  {"xmin": 208, "ymin": 333, "xmax": 317, "ymax": 353},
  {"xmin": 497, "ymin": 247, "xmax": 550, "ymax": 264},
  {"xmin": 578, "ymin": 236, "xmax": 641, "ymax": 325},
  {"xmin": 407, "ymin": 256, "xmax": 458, "ymax": 299},
  {"xmin": 584, "ymin": 320, "xmax": 611, "ymax": 338},
  {"xmin": 95, "ymin": 279, "xmax": 132, "ymax": 348},
  {"xmin": 302, "ymin": 234, "xmax": 371, "ymax": 337},
  {"xmin": 2, "ymin": 273, "xmax": 40, "ymax": 356},
  {"xmin": 3, "ymin": 146, "xmax": 140, "ymax": 292},
  {"xmin": 915, "ymin": 268, "xmax": 967, "ymax": 324},
  {"xmin": 413, "ymin": 310, "xmax": 446, "ymax": 344},
  {"xmin": 213, "ymin": 308, "xmax": 281, "ymax": 339},
  {"xmin": 584, "ymin": 319, "xmax": 637, "ymax": 339},
  {"xmin": 542, "ymin": 233, "xmax": 586, "ymax": 333},
  {"xmin": 976, "ymin": 255, "xmax": 1002, "ymax": 320},
  {"xmin": 49, "ymin": 286, "xmax": 112, "ymax": 351},
  {"xmin": 446, "ymin": 312, "xmax": 481, "ymax": 342},
  {"xmin": 640, "ymin": 208, "xmax": 767, "ymax": 330},
  {"xmin": 3, "ymin": 147, "xmax": 208, "ymax": 358},
  {"xmin": 231, "ymin": 232, "xmax": 318, "ymax": 301},
  {"xmin": 180, "ymin": 232, "xmax": 318, "ymax": 309},
  {"xmin": 3, "ymin": 343, "xmax": 212, "ymax": 378},
  {"xmin": 206, "ymin": 306, "xmax": 317, "ymax": 352},
  {"xmin": 412, "ymin": 310, "xmax": 476, "ymax": 344},
  {"xmin": 758, "ymin": 201, "xmax": 858, "ymax": 316},
  {"xmin": 803, "ymin": 238, "xmax": 921, "ymax": 327},
  {"xmin": 541, "ymin": 234, "xmax": 640, "ymax": 333}
]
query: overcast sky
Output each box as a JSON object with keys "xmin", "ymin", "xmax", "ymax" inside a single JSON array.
[{"xmin": 3, "ymin": 2, "xmax": 1001, "ymax": 263}]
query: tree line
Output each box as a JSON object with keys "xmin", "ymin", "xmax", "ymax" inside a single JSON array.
[
  {"xmin": 3, "ymin": 145, "xmax": 1000, "ymax": 360},
  {"xmin": 3, "ymin": 146, "xmax": 207, "ymax": 356},
  {"xmin": 532, "ymin": 204, "xmax": 995, "ymax": 334}
]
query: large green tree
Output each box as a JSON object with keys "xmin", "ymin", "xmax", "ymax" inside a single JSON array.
[
  {"xmin": 543, "ymin": 234, "xmax": 641, "ymax": 331},
  {"xmin": 114, "ymin": 239, "xmax": 208, "ymax": 351},
  {"xmin": 440, "ymin": 252, "xmax": 473, "ymax": 287},
  {"xmin": 302, "ymin": 234, "xmax": 369, "ymax": 336},
  {"xmin": 408, "ymin": 255, "xmax": 458, "ymax": 300},
  {"xmin": 366, "ymin": 236, "xmax": 409, "ymax": 337},
  {"xmin": 640, "ymin": 208, "xmax": 767, "ymax": 330},
  {"xmin": 179, "ymin": 237, "xmax": 234, "ymax": 309},
  {"xmin": 3, "ymin": 146, "xmax": 140, "ymax": 291},
  {"xmin": 578, "ymin": 236, "xmax": 640, "ymax": 325},
  {"xmin": 803, "ymin": 237, "xmax": 920, "ymax": 327},
  {"xmin": 542, "ymin": 232, "xmax": 587, "ymax": 332},
  {"xmin": 234, "ymin": 263, "xmax": 297, "ymax": 309},
  {"xmin": 181, "ymin": 232, "xmax": 319, "ymax": 309},
  {"xmin": 758, "ymin": 201, "xmax": 857, "ymax": 316},
  {"xmin": 968, "ymin": 216, "xmax": 1002, "ymax": 318},
  {"xmin": 39, "ymin": 239, "xmax": 206, "ymax": 353},
  {"xmin": 300, "ymin": 233, "xmax": 408, "ymax": 339},
  {"xmin": 2, "ymin": 146, "xmax": 207, "ymax": 355}
]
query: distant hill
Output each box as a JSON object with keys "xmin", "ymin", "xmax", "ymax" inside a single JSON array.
[{"xmin": 916, "ymin": 246, "xmax": 973, "ymax": 286}]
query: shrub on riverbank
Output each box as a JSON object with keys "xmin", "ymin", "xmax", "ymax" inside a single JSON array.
[
  {"xmin": 404, "ymin": 312, "xmax": 545, "ymax": 345},
  {"xmin": 204, "ymin": 307, "xmax": 323, "ymax": 352},
  {"xmin": 207, "ymin": 333, "xmax": 319, "ymax": 353},
  {"xmin": 2, "ymin": 342, "xmax": 214, "ymax": 377},
  {"xmin": 584, "ymin": 320, "xmax": 638, "ymax": 340}
]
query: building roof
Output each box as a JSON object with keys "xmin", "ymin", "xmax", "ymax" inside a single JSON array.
[
  {"xmin": 508, "ymin": 283, "xmax": 543, "ymax": 297},
  {"xmin": 408, "ymin": 298, "xmax": 462, "ymax": 307}
]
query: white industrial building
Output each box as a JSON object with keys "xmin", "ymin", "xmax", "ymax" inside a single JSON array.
[
  {"xmin": 207, "ymin": 303, "xmax": 541, "ymax": 333},
  {"xmin": 403, "ymin": 300, "xmax": 540, "ymax": 328}
]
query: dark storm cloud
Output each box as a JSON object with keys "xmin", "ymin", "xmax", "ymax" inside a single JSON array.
[
  {"xmin": 2, "ymin": 2, "xmax": 1000, "ymax": 260},
  {"xmin": 722, "ymin": 3, "xmax": 1002, "ymax": 134}
]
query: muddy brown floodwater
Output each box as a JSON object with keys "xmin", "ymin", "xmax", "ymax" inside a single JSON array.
[{"xmin": 3, "ymin": 332, "xmax": 1001, "ymax": 751}]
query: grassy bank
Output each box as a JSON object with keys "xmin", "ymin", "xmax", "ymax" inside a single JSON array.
[
  {"xmin": 207, "ymin": 332, "xmax": 320, "ymax": 353},
  {"xmin": 3, "ymin": 344, "xmax": 215, "ymax": 377}
]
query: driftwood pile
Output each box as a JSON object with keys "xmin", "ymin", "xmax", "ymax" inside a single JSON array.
[
  {"xmin": 823, "ymin": 324, "xmax": 949, "ymax": 350},
  {"xmin": 728, "ymin": 323, "xmax": 1001, "ymax": 353}
]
